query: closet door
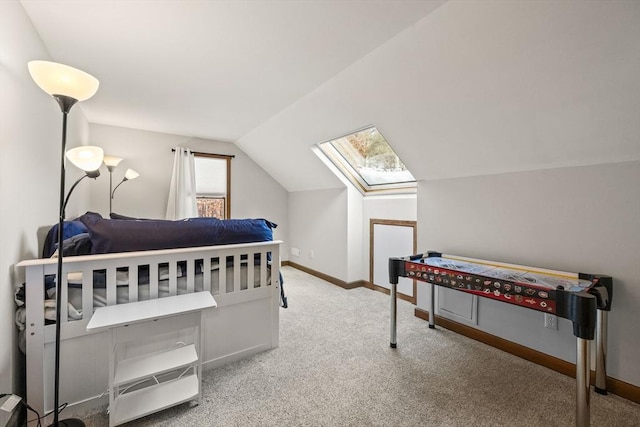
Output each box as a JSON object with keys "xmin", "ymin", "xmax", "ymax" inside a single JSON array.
[{"xmin": 371, "ymin": 219, "xmax": 416, "ymax": 303}]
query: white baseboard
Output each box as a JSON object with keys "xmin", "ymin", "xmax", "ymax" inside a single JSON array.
[{"xmin": 203, "ymin": 344, "xmax": 275, "ymax": 371}]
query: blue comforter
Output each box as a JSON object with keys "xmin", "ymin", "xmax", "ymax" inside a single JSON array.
[{"xmin": 77, "ymin": 211, "xmax": 275, "ymax": 254}]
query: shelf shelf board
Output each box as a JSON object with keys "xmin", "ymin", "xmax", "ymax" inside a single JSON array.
[
  {"xmin": 114, "ymin": 344, "xmax": 198, "ymax": 386},
  {"xmin": 113, "ymin": 375, "xmax": 199, "ymax": 426}
]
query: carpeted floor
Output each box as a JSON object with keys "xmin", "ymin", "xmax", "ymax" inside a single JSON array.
[{"xmin": 80, "ymin": 266, "xmax": 639, "ymax": 426}]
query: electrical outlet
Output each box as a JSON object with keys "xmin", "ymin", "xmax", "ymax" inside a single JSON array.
[
  {"xmin": 544, "ymin": 313, "xmax": 557, "ymax": 330},
  {"xmin": 310, "ymin": 249, "xmax": 314, "ymax": 259},
  {"xmin": 290, "ymin": 247, "xmax": 300, "ymax": 257}
]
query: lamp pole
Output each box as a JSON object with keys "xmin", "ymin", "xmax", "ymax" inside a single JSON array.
[
  {"xmin": 104, "ymin": 157, "xmax": 123, "ymax": 215},
  {"xmin": 111, "ymin": 169, "xmax": 140, "ymax": 211},
  {"xmin": 109, "ymin": 169, "xmax": 113, "ymax": 214},
  {"xmin": 53, "ymin": 95, "xmax": 78, "ymax": 427}
]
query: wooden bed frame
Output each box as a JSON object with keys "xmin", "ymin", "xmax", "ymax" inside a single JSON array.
[{"xmin": 17, "ymin": 240, "xmax": 282, "ymax": 423}]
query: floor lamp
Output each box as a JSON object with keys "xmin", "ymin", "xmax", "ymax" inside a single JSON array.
[
  {"xmin": 28, "ymin": 61, "xmax": 100, "ymax": 427},
  {"xmin": 110, "ymin": 168, "xmax": 140, "ymax": 214},
  {"xmin": 104, "ymin": 155, "xmax": 140, "ymax": 215},
  {"xmin": 103, "ymin": 156, "xmax": 123, "ymax": 214}
]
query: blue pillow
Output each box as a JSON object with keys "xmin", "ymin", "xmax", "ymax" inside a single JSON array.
[{"xmin": 42, "ymin": 220, "xmax": 90, "ymax": 258}]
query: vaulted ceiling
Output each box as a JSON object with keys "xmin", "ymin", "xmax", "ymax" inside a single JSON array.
[
  {"xmin": 21, "ymin": 0, "xmax": 444, "ymax": 141},
  {"xmin": 21, "ymin": 1, "xmax": 639, "ymax": 192}
]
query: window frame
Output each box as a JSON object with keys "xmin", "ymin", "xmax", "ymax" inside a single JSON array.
[
  {"xmin": 316, "ymin": 126, "xmax": 416, "ymax": 195},
  {"xmin": 194, "ymin": 152, "xmax": 232, "ymax": 219}
]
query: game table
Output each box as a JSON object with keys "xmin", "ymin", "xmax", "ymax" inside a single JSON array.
[{"xmin": 388, "ymin": 251, "xmax": 612, "ymax": 427}]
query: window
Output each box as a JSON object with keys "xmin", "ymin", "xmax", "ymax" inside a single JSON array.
[
  {"xmin": 197, "ymin": 197, "xmax": 226, "ymax": 219},
  {"xmin": 317, "ymin": 126, "xmax": 415, "ymax": 194},
  {"xmin": 194, "ymin": 154, "xmax": 232, "ymax": 219}
]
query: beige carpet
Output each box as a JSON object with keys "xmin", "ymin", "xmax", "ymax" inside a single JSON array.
[{"xmin": 80, "ymin": 266, "xmax": 639, "ymax": 426}]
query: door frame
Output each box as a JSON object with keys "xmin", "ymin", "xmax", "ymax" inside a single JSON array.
[{"xmin": 369, "ymin": 218, "xmax": 417, "ymax": 304}]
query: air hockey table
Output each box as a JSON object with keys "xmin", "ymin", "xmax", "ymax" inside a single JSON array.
[{"xmin": 388, "ymin": 251, "xmax": 612, "ymax": 427}]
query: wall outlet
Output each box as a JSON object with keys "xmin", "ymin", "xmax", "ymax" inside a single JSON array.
[
  {"xmin": 290, "ymin": 247, "xmax": 300, "ymax": 257},
  {"xmin": 544, "ymin": 313, "xmax": 557, "ymax": 330},
  {"xmin": 310, "ymin": 249, "xmax": 314, "ymax": 259}
]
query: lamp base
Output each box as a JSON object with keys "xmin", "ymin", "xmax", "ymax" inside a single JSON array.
[{"xmin": 49, "ymin": 418, "xmax": 86, "ymax": 427}]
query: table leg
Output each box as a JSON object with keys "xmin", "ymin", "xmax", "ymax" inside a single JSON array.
[
  {"xmin": 109, "ymin": 329, "xmax": 116, "ymax": 427},
  {"xmin": 576, "ymin": 337, "xmax": 591, "ymax": 427},
  {"xmin": 390, "ymin": 283, "xmax": 398, "ymax": 348},
  {"xmin": 390, "ymin": 282, "xmax": 397, "ymax": 348},
  {"xmin": 429, "ymin": 282, "xmax": 436, "ymax": 329},
  {"xmin": 595, "ymin": 310, "xmax": 608, "ymax": 394}
]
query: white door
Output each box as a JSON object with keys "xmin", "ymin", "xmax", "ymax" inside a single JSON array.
[{"xmin": 372, "ymin": 221, "xmax": 416, "ymax": 301}]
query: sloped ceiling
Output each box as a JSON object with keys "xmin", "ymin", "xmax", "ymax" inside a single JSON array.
[
  {"xmin": 20, "ymin": 0, "xmax": 444, "ymax": 175},
  {"xmin": 238, "ymin": 0, "xmax": 640, "ymax": 191},
  {"xmin": 21, "ymin": 1, "xmax": 639, "ymax": 192}
]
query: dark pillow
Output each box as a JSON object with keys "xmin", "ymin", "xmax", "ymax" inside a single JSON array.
[
  {"xmin": 109, "ymin": 212, "xmax": 149, "ymax": 220},
  {"xmin": 42, "ymin": 220, "xmax": 90, "ymax": 258},
  {"xmin": 78, "ymin": 212, "xmax": 275, "ymax": 254},
  {"xmin": 60, "ymin": 233, "xmax": 92, "ymax": 257}
]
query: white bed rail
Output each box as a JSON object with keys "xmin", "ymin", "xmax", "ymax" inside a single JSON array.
[{"xmin": 17, "ymin": 240, "xmax": 282, "ymax": 422}]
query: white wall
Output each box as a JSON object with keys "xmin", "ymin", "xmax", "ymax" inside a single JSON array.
[
  {"xmin": 346, "ymin": 186, "xmax": 363, "ymax": 282},
  {"xmin": 363, "ymin": 195, "xmax": 417, "ymax": 281},
  {"xmin": 417, "ymin": 161, "xmax": 640, "ymax": 386},
  {"xmin": 0, "ymin": 0, "xmax": 91, "ymax": 394},
  {"xmin": 288, "ymin": 189, "xmax": 348, "ymax": 280},
  {"xmin": 288, "ymin": 186, "xmax": 417, "ymax": 284},
  {"xmin": 87, "ymin": 124, "xmax": 289, "ymax": 257},
  {"xmin": 293, "ymin": 136, "xmax": 417, "ymax": 282}
]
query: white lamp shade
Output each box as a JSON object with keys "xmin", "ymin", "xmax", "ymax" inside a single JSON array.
[
  {"xmin": 66, "ymin": 146, "xmax": 104, "ymax": 172},
  {"xmin": 124, "ymin": 169, "xmax": 140, "ymax": 180},
  {"xmin": 103, "ymin": 156, "xmax": 123, "ymax": 168},
  {"xmin": 28, "ymin": 60, "xmax": 99, "ymax": 101}
]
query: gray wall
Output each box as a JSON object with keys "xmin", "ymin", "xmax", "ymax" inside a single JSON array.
[
  {"xmin": 87, "ymin": 123, "xmax": 289, "ymax": 256},
  {"xmin": 417, "ymin": 161, "xmax": 640, "ymax": 386},
  {"xmin": 288, "ymin": 188, "xmax": 348, "ymax": 279},
  {"xmin": 0, "ymin": 0, "xmax": 91, "ymax": 393},
  {"xmin": 288, "ymin": 186, "xmax": 417, "ymax": 284}
]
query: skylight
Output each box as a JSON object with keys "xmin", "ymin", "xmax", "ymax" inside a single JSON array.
[{"xmin": 317, "ymin": 126, "xmax": 416, "ymax": 194}]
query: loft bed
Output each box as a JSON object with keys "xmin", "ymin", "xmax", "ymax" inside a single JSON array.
[{"xmin": 16, "ymin": 212, "xmax": 284, "ymax": 422}]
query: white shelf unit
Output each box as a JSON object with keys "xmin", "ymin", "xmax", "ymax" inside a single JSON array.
[
  {"xmin": 87, "ymin": 292, "xmax": 217, "ymax": 427},
  {"xmin": 113, "ymin": 344, "xmax": 198, "ymax": 386},
  {"xmin": 112, "ymin": 375, "xmax": 199, "ymax": 426}
]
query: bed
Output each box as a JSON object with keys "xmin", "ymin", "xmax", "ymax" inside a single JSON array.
[{"xmin": 16, "ymin": 212, "xmax": 284, "ymax": 422}]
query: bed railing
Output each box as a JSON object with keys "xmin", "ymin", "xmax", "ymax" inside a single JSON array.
[
  {"xmin": 17, "ymin": 240, "xmax": 282, "ymax": 420},
  {"xmin": 20, "ymin": 241, "xmax": 279, "ymax": 320}
]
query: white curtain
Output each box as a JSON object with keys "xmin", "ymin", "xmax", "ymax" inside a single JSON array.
[{"xmin": 165, "ymin": 147, "xmax": 198, "ymax": 219}]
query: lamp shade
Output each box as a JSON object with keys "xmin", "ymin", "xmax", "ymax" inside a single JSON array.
[
  {"xmin": 103, "ymin": 156, "xmax": 123, "ymax": 168},
  {"xmin": 66, "ymin": 146, "xmax": 104, "ymax": 172},
  {"xmin": 124, "ymin": 169, "xmax": 140, "ymax": 180},
  {"xmin": 28, "ymin": 61, "xmax": 99, "ymax": 101}
]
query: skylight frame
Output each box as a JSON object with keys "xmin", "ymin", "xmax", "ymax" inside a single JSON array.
[{"xmin": 317, "ymin": 126, "xmax": 416, "ymax": 195}]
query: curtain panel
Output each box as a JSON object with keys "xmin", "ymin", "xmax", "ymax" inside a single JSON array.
[{"xmin": 165, "ymin": 147, "xmax": 198, "ymax": 219}]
